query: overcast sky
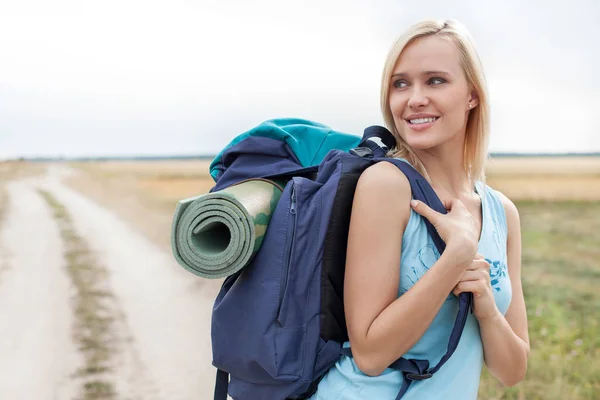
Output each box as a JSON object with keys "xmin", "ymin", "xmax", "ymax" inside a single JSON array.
[{"xmin": 0, "ymin": 0, "xmax": 599, "ymax": 159}]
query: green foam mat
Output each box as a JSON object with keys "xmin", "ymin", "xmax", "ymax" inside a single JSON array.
[{"xmin": 171, "ymin": 179, "xmax": 283, "ymax": 279}]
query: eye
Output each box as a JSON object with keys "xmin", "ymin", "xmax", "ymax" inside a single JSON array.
[
  {"xmin": 393, "ymin": 79, "xmax": 408, "ymax": 89},
  {"xmin": 428, "ymin": 77, "xmax": 446, "ymax": 85}
]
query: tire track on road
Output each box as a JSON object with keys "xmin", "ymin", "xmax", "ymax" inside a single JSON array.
[
  {"xmin": 0, "ymin": 177, "xmax": 80, "ymax": 400},
  {"xmin": 40, "ymin": 189, "xmax": 120, "ymax": 399}
]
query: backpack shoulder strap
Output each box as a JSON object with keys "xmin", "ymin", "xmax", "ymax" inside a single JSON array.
[{"xmin": 382, "ymin": 158, "xmax": 447, "ymax": 255}]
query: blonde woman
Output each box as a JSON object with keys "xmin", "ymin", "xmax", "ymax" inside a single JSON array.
[{"xmin": 309, "ymin": 20, "xmax": 529, "ymax": 399}]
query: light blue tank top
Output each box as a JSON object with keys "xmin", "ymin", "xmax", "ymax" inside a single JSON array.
[{"xmin": 309, "ymin": 173, "xmax": 513, "ymax": 400}]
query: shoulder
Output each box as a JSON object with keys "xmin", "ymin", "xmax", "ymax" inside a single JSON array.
[
  {"xmin": 489, "ymin": 187, "xmax": 521, "ymax": 238},
  {"xmin": 352, "ymin": 161, "xmax": 412, "ymax": 228},
  {"xmin": 494, "ymin": 189, "xmax": 520, "ymax": 223},
  {"xmin": 356, "ymin": 161, "xmax": 412, "ymax": 198}
]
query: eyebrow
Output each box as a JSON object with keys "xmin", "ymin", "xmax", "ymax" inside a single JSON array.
[{"xmin": 391, "ymin": 70, "xmax": 451, "ymax": 78}]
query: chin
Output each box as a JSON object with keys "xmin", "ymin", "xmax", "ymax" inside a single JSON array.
[{"xmin": 403, "ymin": 135, "xmax": 442, "ymax": 151}]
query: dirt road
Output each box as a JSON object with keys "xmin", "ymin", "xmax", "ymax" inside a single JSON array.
[{"xmin": 0, "ymin": 165, "xmax": 221, "ymax": 399}]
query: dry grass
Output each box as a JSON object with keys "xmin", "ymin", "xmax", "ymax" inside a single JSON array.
[
  {"xmin": 485, "ymin": 157, "xmax": 600, "ymax": 201},
  {"xmin": 69, "ymin": 157, "xmax": 600, "ymax": 208},
  {"xmin": 0, "ymin": 160, "xmax": 46, "ymax": 182},
  {"xmin": 71, "ymin": 160, "xmax": 214, "ymax": 212},
  {"xmin": 485, "ymin": 176, "xmax": 600, "ymax": 201},
  {"xmin": 72, "ymin": 160, "xmax": 212, "ymax": 179},
  {"xmin": 486, "ymin": 156, "xmax": 600, "ymax": 176},
  {"xmin": 66, "ymin": 161, "xmax": 215, "ymax": 253}
]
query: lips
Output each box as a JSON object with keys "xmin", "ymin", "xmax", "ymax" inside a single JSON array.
[
  {"xmin": 405, "ymin": 116, "xmax": 439, "ymax": 132},
  {"xmin": 407, "ymin": 117, "xmax": 439, "ymax": 124}
]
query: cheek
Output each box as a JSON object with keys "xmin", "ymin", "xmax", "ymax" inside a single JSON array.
[
  {"xmin": 442, "ymin": 104, "xmax": 469, "ymax": 126},
  {"xmin": 441, "ymin": 90, "xmax": 470, "ymax": 119},
  {"xmin": 388, "ymin": 95, "xmax": 408, "ymax": 129},
  {"xmin": 388, "ymin": 92, "xmax": 405, "ymax": 116}
]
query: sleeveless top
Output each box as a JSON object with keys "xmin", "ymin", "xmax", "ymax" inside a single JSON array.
[{"xmin": 308, "ymin": 167, "xmax": 513, "ymax": 400}]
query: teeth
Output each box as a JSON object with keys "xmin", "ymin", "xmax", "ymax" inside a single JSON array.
[{"xmin": 409, "ymin": 117, "xmax": 437, "ymax": 124}]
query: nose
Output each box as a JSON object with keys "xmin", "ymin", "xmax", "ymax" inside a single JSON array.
[{"xmin": 407, "ymin": 86, "xmax": 429, "ymax": 109}]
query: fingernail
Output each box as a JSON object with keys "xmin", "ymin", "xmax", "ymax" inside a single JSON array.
[{"xmin": 410, "ymin": 200, "xmax": 419, "ymax": 207}]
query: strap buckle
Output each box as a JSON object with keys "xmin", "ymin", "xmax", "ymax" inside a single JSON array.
[
  {"xmin": 405, "ymin": 372, "xmax": 433, "ymax": 381},
  {"xmin": 349, "ymin": 147, "xmax": 374, "ymax": 158}
]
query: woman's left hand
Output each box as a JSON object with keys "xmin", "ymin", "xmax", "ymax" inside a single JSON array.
[{"xmin": 453, "ymin": 253, "xmax": 499, "ymax": 321}]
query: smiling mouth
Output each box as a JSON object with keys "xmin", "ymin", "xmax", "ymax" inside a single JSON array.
[{"xmin": 406, "ymin": 117, "xmax": 439, "ymax": 125}]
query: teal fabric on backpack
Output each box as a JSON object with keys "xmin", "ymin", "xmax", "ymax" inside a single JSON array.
[{"xmin": 209, "ymin": 118, "xmax": 362, "ymax": 180}]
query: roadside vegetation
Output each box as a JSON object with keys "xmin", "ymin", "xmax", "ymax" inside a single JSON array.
[{"xmin": 39, "ymin": 189, "xmax": 117, "ymax": 400}]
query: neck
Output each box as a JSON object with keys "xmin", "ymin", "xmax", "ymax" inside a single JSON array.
[{"xmin": 413, "ymin": 135, "xmax": 474, "ymax": 199}]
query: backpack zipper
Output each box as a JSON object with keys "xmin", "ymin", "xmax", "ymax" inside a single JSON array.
[{"xmin": 276, "ymin": 183, "xmax": 297, "ymax": 325}]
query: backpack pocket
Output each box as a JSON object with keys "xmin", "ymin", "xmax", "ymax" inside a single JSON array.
[
  {"xmin": 276, "ymin": 181, "xmax": 298, "ymax": 325},
  {"xmin": 272, "ymin": 176, "xmax": 324, "ymax": 380},
  {"xmin": 274, "ymin": 324, "xmax": 306, "ymax": 378},
  {"xmin": 274, "ymin": 177, "xmax": 321, "ymax": 328}
]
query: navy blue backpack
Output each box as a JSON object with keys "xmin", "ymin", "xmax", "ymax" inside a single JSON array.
[{"xmin": 209, "ymin": 119, "xmax": 473, "ymax": 400}]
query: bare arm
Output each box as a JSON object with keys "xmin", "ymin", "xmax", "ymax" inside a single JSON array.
[
  {"xmin": 478, "ymin": 192, "xmax": 530, "ymax": 386},
  {"xmin": 344, "ymin": 162, "xmax": 477, "ymax": 376}
]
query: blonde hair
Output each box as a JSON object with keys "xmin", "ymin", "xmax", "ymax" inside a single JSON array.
[{"xmin": 381, "ymin": 19, "xmax": 490, "ymax": 189}]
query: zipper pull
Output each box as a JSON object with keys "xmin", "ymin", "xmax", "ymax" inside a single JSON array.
[{"xmin": 290, "ymin": 187, "xmax": 297, "ymax": 214}]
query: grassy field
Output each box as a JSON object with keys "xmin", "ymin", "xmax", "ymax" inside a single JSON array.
[
  {"xmin": 479, "ymin": 201, "xmax": 600, "ymax": 399},
  {"xmin": 65, "ymin": 157, "xmax": 600, "ymax": 399},
  {"xmin": 486, "ymin": 158, "xmax": 599, "ymax": 399}
]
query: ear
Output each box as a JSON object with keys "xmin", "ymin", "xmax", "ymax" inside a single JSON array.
[{"xmin": 468, "ymin": 90, "xmax": 479, "ymax": 109}]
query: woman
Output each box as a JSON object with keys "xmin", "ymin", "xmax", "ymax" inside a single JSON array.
[{"xmin": 309, "ymin": 20, "xmax": 530, "ymax": 399}]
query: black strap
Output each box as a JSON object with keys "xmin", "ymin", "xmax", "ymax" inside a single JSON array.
[
  {"xmin": 214, "ymin": 369, "xmax": 229, "ymax": 400},
  {"xmin": 341, "ymin": 294, "xmax": 470, "ymax": 399},
  {"xmin": 352, "ymin": 135, "xmax": 474, "ymax": 372},
  {"xmin": 341, "ymin": 347, "xmax": 431, "ymax": 399},
  {"xmin": 385, "ymin": 158, "xmax": 474, "ymax": 371}
]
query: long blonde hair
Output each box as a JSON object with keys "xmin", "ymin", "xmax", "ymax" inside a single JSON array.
[{"xmin": 381, "ymin": 19, "xmax": 490, "ymax": 189}]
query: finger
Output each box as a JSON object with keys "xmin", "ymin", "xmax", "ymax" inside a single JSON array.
[
  {"xmin": 453, "ymin": 281, "xmax": 484, "ymax": 298},
  {"xmin": 410, "ymin": 200, "xmax": 443, "ymax": 224},
  {"xmin": 465, "ymin": 259, "xmax": 490, "ymax": 272},
  {"xmin": 457, "ymin": 270, "xmax": 480, "ymax": 282},
  {"xmin": 457, "ymin": 270, "xmax": 490, "ymax": 283},
  {"xmin": 446, "ymin": 198, "xmax": 467, "ymax": 213}
]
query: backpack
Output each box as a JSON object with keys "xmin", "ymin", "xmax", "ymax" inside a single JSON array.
[{"xmin": 208, "ymin": 118, "xmax": 474, "ymax": 400}]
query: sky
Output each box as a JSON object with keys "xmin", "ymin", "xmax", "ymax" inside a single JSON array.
[{"xmin": 0, "ymin": 0, "xmax": 599, "ymax": 159}]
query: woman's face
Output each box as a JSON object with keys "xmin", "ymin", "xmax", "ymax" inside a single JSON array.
[{"xmin": 388, "ymin": 35, "xmax": 477, "ymax": 151}]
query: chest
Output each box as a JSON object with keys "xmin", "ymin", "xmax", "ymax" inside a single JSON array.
[
  {"xmin": 399, "ymin": 203, "xmax": 513, "ymax": 315},
  {"xmin": 441, "ymin": 193, "xmax": 483, "ymax": 242}
]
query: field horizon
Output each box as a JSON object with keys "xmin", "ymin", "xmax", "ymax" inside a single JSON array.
[{"xmin": 4, "ymin": 152, "xmax": 600, "ymax": 163}]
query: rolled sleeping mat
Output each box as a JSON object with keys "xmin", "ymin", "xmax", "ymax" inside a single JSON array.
[{"xmin": 171, "ymin": 179, "xmax": 283, "ymax": 279}]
